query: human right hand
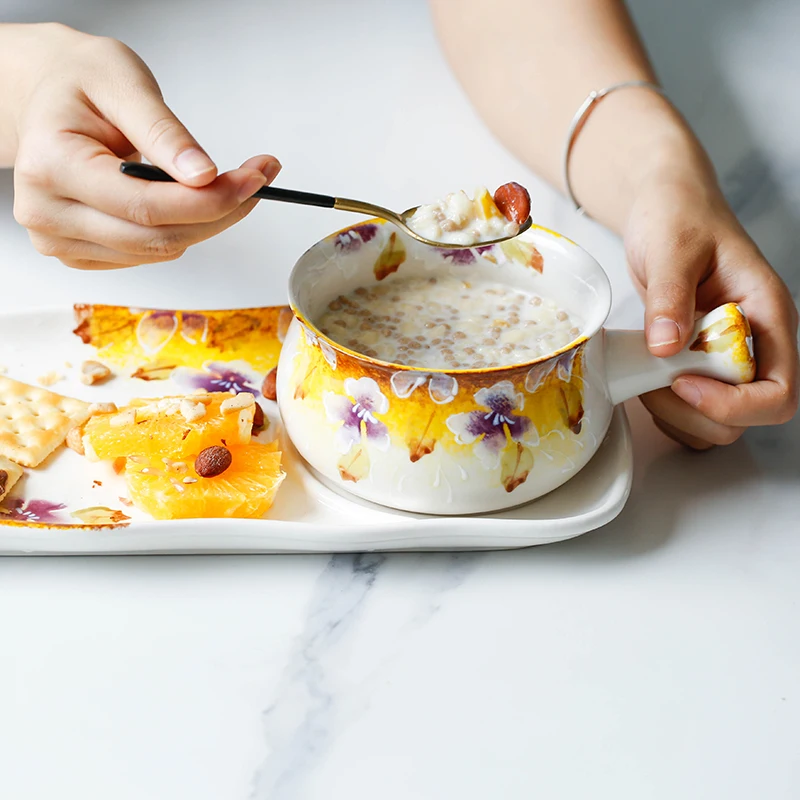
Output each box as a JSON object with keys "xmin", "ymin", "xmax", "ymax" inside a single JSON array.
[{"xmin": 9, "ymin": 23, "xmax": 280, "ymax": 269}]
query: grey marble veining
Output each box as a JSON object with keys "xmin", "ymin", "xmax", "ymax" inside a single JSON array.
[
  {"xmin": 251, "ymin": 555, "xmax": 387, "ymax": 798},
  {"xmin": 251, "ymin": 552, "xmax": 478, "ymax": 799}
]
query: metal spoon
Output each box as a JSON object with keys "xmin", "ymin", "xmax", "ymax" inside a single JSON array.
[{"xmin": 119, "ymin": 162, "xmax": 532, "ymax": 249}]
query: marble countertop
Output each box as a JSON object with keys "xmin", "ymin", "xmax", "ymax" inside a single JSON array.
[{"xmin": 0, "ymin": 1, "xmax": 798, "ymax": 798}]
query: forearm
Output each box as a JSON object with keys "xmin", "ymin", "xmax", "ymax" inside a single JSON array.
[
  {"xmin": 430, "ymin": 0, "xmax": 715, "ymax": 233},
  {"xmin": 0, "ymin": 23, "xmax": 80, "ymax": 166}
]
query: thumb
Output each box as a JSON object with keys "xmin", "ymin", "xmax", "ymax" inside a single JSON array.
[
  {"xmin": 642, "ymin": 234, "xmax": 713, "ymax": 357},
  {"xmin": 100, "ymin": 88, "xmax": 217, "ymax": 187}
]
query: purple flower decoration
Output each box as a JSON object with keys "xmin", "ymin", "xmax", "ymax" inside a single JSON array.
[
  {"xmin": 4, "ymin": 498, "xmax": 68, "ymax": 524},
  {"xmin": 334, "ymin": 223, "xmax": 379, "ymax": 252},
  {"xmin": 446, "ymin": 380, "xmax": 537, "ymax": 468},
  {"xmin": 173, "ymin": 361, "xmax": 260, "ymax": 396},
  {"xmin": 354, "ymin": 223, "xmax": 378, "ymax": 243},
  {"xmin": 439, "ymin": 248, "xmax": 476, "ymax": 265},
  {"xmin": 323, "ymin": 377, "xmax": 390, "ymax": 454},
  {"xmin": 335, "ymin": 231, "xmax": 362, "ymax": 252}
]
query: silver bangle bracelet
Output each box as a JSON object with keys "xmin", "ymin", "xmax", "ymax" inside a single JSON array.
[{"xmin": 563, "ymin": 80, "xmax": 668, "ymax": 216}]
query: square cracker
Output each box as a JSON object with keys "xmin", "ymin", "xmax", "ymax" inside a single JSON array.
[
  {"xmin": 0, "ymin": 376, "xmax": 92, "ymax": 467},
  {"xmin": 0, "ymin": 454, "xmax": 23, "ymax": 504}
]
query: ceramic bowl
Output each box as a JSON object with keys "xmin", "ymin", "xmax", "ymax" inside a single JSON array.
[{"xmin": 276, "ymin": 220, "xmax": 755, "ymax": 514}]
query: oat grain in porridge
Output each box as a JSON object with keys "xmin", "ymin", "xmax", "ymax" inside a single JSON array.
[
  {"xmin": 407, "ymin": 183, "xmax": 530, "ymax": 246},
  {"xmin": 317, "ymin": 275, "xmax": 580, "ymax": 369}
]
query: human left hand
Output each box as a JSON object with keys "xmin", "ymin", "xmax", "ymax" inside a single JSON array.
[{"xmin": 624, "ymin": 168, "xmax": 799, "ymax": 449}]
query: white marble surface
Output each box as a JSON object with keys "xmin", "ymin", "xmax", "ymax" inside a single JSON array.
[{"xmin": 0, "ymin": 1, "xmax": 798, "ymax": 798}]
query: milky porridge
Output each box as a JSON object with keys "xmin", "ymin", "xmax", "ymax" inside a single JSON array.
[
  {"xmin": 407, "ymin": 183, "xmax": 531, "ymax": 246},
  {"xmin": 316, "ymin": 275, "xmax": 581, "ymax": 370}
]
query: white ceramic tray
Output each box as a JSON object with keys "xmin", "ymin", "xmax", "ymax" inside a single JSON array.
[{"xmin": 0, "ymin": 306, "xmax": 632, "ymax": 553}]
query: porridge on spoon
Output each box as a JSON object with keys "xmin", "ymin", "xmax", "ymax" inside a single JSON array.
[{"xmin": 407, "ymin": 182, "xmax": 531, "ymax": 246}]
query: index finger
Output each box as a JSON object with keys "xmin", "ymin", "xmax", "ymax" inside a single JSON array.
[
  {"xmin": 79, "ymin": 38, "xmax": 218, "ymax": 187},
  {"xmin": 58, "ymin": 141, "xmax": 268, "ymax": 226}
]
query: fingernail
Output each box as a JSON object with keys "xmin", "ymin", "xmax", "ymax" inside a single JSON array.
[
  {"xmin": 173, "ymin": 147, "xmax": 216, "ymax": 180},
  {"xmin": 673, "ymin": 378, "xmax": 702, "ymax": 407},
  {"xmin": 237, "ymin": 173, "xmax": 267, "ymax": 203},
  {"xmin": 261, "ymin": 159, "xmax": 282, "ymax": 184},
  {"xmin": 648, "ymin": 317, "xmax": 680, "ymax": 348}
]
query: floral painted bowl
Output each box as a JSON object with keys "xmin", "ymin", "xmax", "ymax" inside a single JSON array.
[{"xmin": 276, "ymin": 220, "xmax": 755, "ymax": 515}]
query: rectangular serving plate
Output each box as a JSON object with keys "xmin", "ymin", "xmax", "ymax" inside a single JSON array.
[{"xmin": 0, "ymin": 306, "xmax": 632, "ymax": 553}]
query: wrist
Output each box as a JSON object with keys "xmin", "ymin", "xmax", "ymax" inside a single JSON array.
[
  {"xmin": 567, "ymin": 87, "xmax": 716, "ymax": 233},
  {"xmin": 0, "ymin": 23, "xmax": 88, "ymax": 165}
]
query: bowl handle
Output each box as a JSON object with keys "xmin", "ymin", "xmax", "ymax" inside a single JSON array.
[{"xmin": 604, "ymin": 303, "xmax": 756, "ymax": 406}]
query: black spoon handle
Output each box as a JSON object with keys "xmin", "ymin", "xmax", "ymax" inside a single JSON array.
[{"xmin": 119, "ymin": 162, "xmax": 336, "ymax": 208}]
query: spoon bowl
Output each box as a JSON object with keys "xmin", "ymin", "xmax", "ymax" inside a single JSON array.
[{"xmin": 331, "ymin": 195, "xmax": 533, "ymax": 249}]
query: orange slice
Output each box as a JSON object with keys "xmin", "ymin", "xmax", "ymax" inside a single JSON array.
[
  {"xmin": 474, "ymin": 186, "xmax": 503, "ymax": 221},
  {"xmin": 82, "ymin": 392, "xmax": 254, "ymax": 462},
  {"xmin": 125, "ymin": 442, "xmax": 284, "ymax": 520}
]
